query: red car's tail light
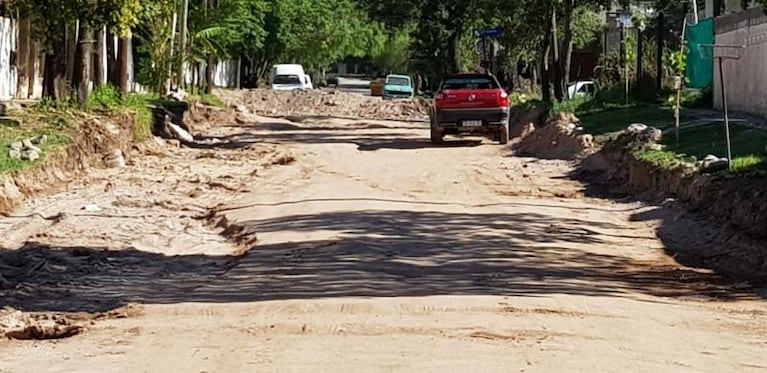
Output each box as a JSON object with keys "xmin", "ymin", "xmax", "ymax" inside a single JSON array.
[{"xmin": 498, "ymin": 91, "xmax": 509, "ymax": 107}]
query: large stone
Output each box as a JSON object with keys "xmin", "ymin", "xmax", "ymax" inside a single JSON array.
[
  {"xmin": 21, "ymin": 149, "xmax": 40, "ymax": 161},
  {"xmin": 10, "ymin": 141, "xmax": 22, "ymax": 151},
  {"xmin": 22, "ymin": 139, "xmax": 42, "ymax": 153},
  {"xmin": 647, "ymin": 128, "xmax": 663, "ymax": 142},
  {"xmin": 31, "ymin": 135, "xmax": 48, "ymax": 145},
  {"xmin": 103, "ymin": 149, "xmax": 126, "ymax": 168},
  {"xmin": 167, "ymin": 122, "xmax": 194, "ymax": 143},
  {"xmin": 8, "ymin": 149, "xmax": 21, "ymax": 159},
  {"xmin": 627, "ymin": 123, "xmax": 648, "ymax": 133},
  {"xmin": 701, "ymin": 155, "xmax": 729, "ymax": 173}
]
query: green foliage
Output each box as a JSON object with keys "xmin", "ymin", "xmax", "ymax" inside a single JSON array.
[
  {"xmin": 572, "ymin": 7, "xmax": 604, "ymax": 50},
  {"xmin": 370, "ymin": 26, "xmax": 413, "ymax": 74},
  {"xmin": 133, "ymin": 0, "xmax": 175, "ymax": 94},
  {"xmin": 188, "ymin": 0, "xmax": 268, "ymax": 62},
  {"xmin": 664, "ymin": 88, "xmax": 712, "ymax": 108},
  {"xmin": 87, "ymin": 85, "xmax": 123, "ymax": 111},
  {"xmin": 267, "ymin": 0, "xmax": 387, "ymax": 70},
  {"xmin": 9, "ymin": 0, "xmax": 143, "ymax": 47},
  {"xmin": 194, "ymin": 94, "xmax": 225, "ymax": 107}
]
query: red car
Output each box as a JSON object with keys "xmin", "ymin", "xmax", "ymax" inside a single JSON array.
[{"xmin": 429, "ymin": 73, "xmax": 510, "ymax": 144}]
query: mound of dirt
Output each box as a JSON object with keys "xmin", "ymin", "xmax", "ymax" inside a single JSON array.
[
  {"xmin": 513, "ymin": 112, "xmax": 596, "ymax": 160},
  {"xmin": 216, "ymin": 88, "xmax": 430, "ymax": 121},
  {"xmin": 183, "ymin": 102, "xmax": 239, "ymax": 134}
]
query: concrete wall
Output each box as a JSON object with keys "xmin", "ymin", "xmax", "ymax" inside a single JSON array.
[{"xmin": 714, "ymin": 7, "xmax": 767, "ymax": 117}]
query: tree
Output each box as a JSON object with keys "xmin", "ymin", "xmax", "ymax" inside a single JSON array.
[
  {"xmin": 187, "ymin": 0, "xmax": 268, "ymax": 93},
  {"xmin": 9, "ymin": 0, "xmax": 143, "ymax": 101}
]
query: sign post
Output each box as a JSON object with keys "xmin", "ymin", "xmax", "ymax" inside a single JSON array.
[
  {"xmin": 473, "ymin": 28, "xmax": 504, "ymax": 74},
  {"xmin": 698, "ymin": 43, "xmax": 746, "ymax": 171}
]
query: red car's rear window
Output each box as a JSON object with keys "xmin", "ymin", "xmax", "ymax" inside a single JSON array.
[{"xmin": 440, "ymin": 76, "xmax": 499, "ymax": 90}]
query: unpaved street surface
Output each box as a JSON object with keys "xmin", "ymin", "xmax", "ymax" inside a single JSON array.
[{"xmin": 1, "ymin": 95, "xmax": 766, "ymax": 372}]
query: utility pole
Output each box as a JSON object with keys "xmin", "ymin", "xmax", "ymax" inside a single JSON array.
[{"xmin": 177, "ymin": 0, "xmax": 189, "ymax": 91}]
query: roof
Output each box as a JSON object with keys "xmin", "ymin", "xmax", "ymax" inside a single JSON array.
[{"xmin": 443, "ymin": 73, "xmax": 496, "ymax": 79}]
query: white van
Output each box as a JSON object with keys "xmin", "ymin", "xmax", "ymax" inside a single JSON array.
[{"xmin": 270, "ymin": 64, "xmax": 313, "ymax": 91}]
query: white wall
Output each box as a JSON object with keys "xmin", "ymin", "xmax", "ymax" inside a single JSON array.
[{"xmin": 0, "ymin": 17, "xmax": 17, "ymax": 101}]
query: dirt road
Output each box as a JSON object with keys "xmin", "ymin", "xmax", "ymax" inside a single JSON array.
[{"xmin": 1, "ymin": 105, "xmax": 766, "ymax": 372}]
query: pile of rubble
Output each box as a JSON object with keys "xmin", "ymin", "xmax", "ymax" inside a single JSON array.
[
  {"xmin": 8, "ymin": 136, "xmax": 47, "ymax": 162},
  {"xmin": 218, "ymin": 89, "xmax": 430, "ymax": 121},
  {"xmin": 0, "ymin": 307, "xmax": 84, "ymax": 340},
  {"xmin": 513, "ymin": 112, "xmax": 596, "ymax": 160}
]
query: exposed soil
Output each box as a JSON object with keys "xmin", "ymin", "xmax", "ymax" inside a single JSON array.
[{"xmin": 0, "ymin": 92, "xmax": 765, "ymax": 372}]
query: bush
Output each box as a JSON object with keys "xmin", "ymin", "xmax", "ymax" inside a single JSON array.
[{"xmin": 87, "ymin": 85, "xmax": 122, "ymax": 111}]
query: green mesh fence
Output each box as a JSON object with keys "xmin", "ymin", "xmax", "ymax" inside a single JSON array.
[{"xmin": 685, "ymin": 18, "xmax": 714, "ymax": 89}]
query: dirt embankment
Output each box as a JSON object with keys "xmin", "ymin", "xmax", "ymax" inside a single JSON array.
[
  {"xmin": 1, "ymin": 113, "xmax": 137, "ymax": 216},
  {"xmin": 512, "ymin": 111, "xmax": 766, "ymax": 286},
  {"xmin": 511, "ymin": 110, "xmax": 767, "ymax": 240},
  {"xmin": 216, "ymin": 88, "xmax": 430, "ymax": 121},
  {"xmin": 582, "ymin": 131, "xmax": 767, "ymax": 240}
]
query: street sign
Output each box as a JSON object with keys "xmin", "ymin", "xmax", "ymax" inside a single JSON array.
[{"xmin": 473, "ymin": 27, "xmax": 504, "ymax": 39}]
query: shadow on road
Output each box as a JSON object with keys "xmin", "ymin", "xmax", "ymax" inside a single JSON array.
[
  {"xmin": 2, "ymin": 208, "xmax": 757, "ymax": 314},
  {"xmin": 186, "ymin": 124, "xmax": 487, "ymax": 152},
  {"xmin": 567, "ymin": 162, "xmax": 767, "ymax": 292},
  {"xmin": 356, "ymin": 139, "xmax": 482, "ymax": 151}
]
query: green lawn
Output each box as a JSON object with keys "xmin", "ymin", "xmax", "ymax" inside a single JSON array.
[
  {"xmin": 577, "ymin": 104, "xmax": 676, "ymax": 135},
  {"xmin": 661, "ymin": 122, "xmax": 767, "ymax": 171},
  {"xmin": 568, "ymin": 98, "xmax": 767, "ymax": 172},
  {"xmin": 0, "ymin": 120, "xmax": 70, "ymax": 175}
]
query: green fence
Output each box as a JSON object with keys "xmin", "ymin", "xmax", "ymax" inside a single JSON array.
[{"xmin": 685, "ymin": 18, "xmax": 714, "ymax": 89}]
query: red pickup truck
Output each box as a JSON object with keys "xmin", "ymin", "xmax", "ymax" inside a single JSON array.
[{"xmin": 429, "ymin": 73, "xmax": 510, "ymax": 145}]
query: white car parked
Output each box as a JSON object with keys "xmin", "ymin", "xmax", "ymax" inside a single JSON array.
[
  {"xmin": 270, "ymin": 64, "xmax": 313, "ymax": 91},
  {"xmin": 567, "ymin": 80, "xmax": 597, "ymax": 99}
]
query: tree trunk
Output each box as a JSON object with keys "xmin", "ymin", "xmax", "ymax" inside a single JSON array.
[
  {"xmin": 236, "ymin": 57, "xmax": 242, "ymax": 89},
  {"xmin": 28, "ymin": 40, "xmax": 38, "ymax": 98},
  {"xmin": 106, "ymin": 31, "xmax": 117, "ymax": 86},
  {"xmin": 65, "ymin": 22, "xmax": 78, "ymax": 83},
  {"xmin": 540, "ymin": 34, "xmax": 552, "ymax": 103},
  {"xmin": 16, "ymin": 18, "xmax": 31, "ymax": 99},
  {"xmin": 206, "ymin": 53, "xmax": 214, "ymax": 94},
  {"xmin": 72, "ymin": 24, "xmax": 93, "ymax": 106},
  {"xmin": 43, "ymin": 39, "xmax": 68, "ymax": 100},
  {"xmin": 446, "ymin": 31, "xmax": 461, "ymax": 74},
  {"xmin": 116, "ymin": 36, "xmax": 130, "ymax": 93},
  {"xmin": 562, "ymin": 0, "xmax": 575, "ymax": 86},
  {"xmin": 94, "ymin": 27, "xmax": 105, "ymax": 86},
  {"xmin": 551, "ymin": 9, "xmax": 564, "ymax": 101}
]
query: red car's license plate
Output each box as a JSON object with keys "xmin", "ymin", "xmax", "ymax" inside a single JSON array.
[{"xmin": 462, "ymin": 120, "xmax": 482, "ymax": 127}]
